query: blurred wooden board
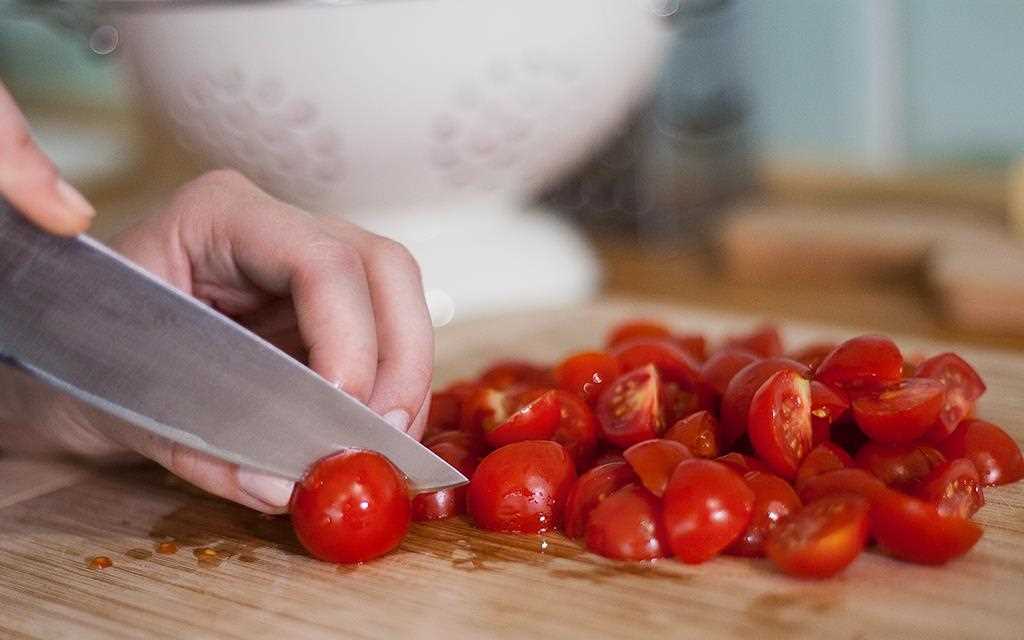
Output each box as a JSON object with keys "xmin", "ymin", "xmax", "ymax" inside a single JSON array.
[{"xmin": 1, "ymin": 299, "xmax": 1023, "ymax": 640}]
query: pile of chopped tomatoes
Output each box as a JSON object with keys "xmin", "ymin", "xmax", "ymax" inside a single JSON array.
[{"xmin": 290, "ymin": 320, "xmax": 1024, "ymax": 578}]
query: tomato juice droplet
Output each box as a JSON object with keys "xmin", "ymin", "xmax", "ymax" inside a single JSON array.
[
  {"xmin": 156, "ymin": 541, "xmax": 179, "ymax": 555},
  {"xmin": 87, "ymin": 556, "xmax": 113, "ymax": 570}
]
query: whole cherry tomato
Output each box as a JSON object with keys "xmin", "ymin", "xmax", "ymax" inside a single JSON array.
[
  {"xmin": 766, "ymin": 494, "xmax": 870, "ymax": 579},
  {"xmin": 728, "ymin": 471, "xmax": 802, "ymax": 557},
  {"xmin": 664, "ymin": 410, "xmax": 719, "ymax": 458},
  {"xmin": 554, "ymin": 351, "xmax": 621, "ymax": 405},
  {"xmin": 563, "ymin": 461, "xmax": 637, "ymax": 538},
  {"xmin": 662, "ymin": 460, "xmax": 754, "ymax": 564},
  {"xmin": 915, "ymin": 353, "xmax": 986, "ymax": 439},
  {"xmin": 937, "ymin": 419, "xmax": 1024, "ymax": 486},
  {"xmin": 814, "ymin": 335, "xmax": 903, "ymax": 391},
  {"xmin": 719, "ymin": 358, "xmax": 809, "ymax": 448},
  {"xmin": 748, "ymin": 370, "xmax": 813, "ymax": 480},
  {"xmin": 851, "ymin": 378, "xmax": 945, "ymax": 444}
]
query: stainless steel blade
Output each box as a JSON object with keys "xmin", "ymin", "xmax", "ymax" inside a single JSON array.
[{"xmin": 0, "ymin": 200, "xmax": 466, "ymax": 492}]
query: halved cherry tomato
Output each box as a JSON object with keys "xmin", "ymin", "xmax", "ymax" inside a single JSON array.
[
  {"xmin": 851, "ymin": 378, "xmax": 946, "ymax": 444},
  {"xmin": 467, "ymin": 441, "xmax": 576, "ymax": 533},
  {"xmin": 910, "ymin": 458, "xmax": 984, "ymax": 518},
  {"xmin": 809, "ymin": 381, "xmax": 849, "ymax": 446},
  {"xmin": 797, "ymin": 469, "xmax": 887, "ymax": 504},
  {"xmin": 481, "ymin": 389, "xmax": 561, "ymax": 448},
  {"xmin": 662, "ymin": 460, "xmax": 755, "ymax": 564},
  {"xmin": 553, "ymin": 351, "xmax": 621, "ymax": 405},
  {"xmin": 795, "ymin": 442, "xmax": 854, "ymax": 490},
  {"xmin": 700, "ymin": 348, "xmax": 759, "ymax": 399},
  {"xmin": 715, "ymin": 452, "xmax": 770, "ymax": 474},
  {"xmin": 623, "ymin": 439, "xmax": 693, "ymax": 497},
  {"xmin": 748, "ymin": 370, "xmax": 812, "ymax": 480},
  {"xmin": 585, "ymin": 484, "xmax": 670, "ymax": 561},
  {"xmin": 664, "ymin": 410, "xmax": 719, "ymax": 458},
  {"xmin": 479, "ymin": 360, "xmax": 552, "ymax": 390},
  {"xmin": 412, "ymin": 440, "xmax": 480, "ymax": 522},
  {"xmin": 719, "ymin": 358, "xmax": 810, "ymax": 448},
  {"xmin": 915, "ymin": 353, "xmax": 986, "ymax": 439},
  {"xmin": 595, "ymin": 364, "xmax": 667, "ymax": 448},
  {"xmin": 661, "ymin": 380, "xmax": 703, "ymax": 426},
  {"xmin": 290, "ymin": 450, "xmax": 411, "ymax": 564},
  {"xmin": 728, "ymin": 471, "xmax": 802, "ymax": 557},
  {"xmin": 606, "ymin": 320, "xmax": 673, "ymax": 348},
  {"xmin": 855, "ymin": 441, "xmax": 946, "ymax": 488},
  {"xmin": 766, "ymin": 494, "xmax": 870, "ymax": 579},
  {"xmin": 425, "ymin": 381, "xmax": 481, "ymax": 438},
  {"xmin": 724, "ymin": 324, "xmax": 783, "ymax": 358},
  {"xmin": 870, "ymin": 488, "xmax": 982, "ymax": 565},
  {"xmin": 612, "ymin": 339, "xmax": 702, "ymax": 390},
  {"xmin": 550, "ymin": 390, "xmax": 600, "ymax": 468},
  {"xmin": 675, "ymin": 334, "xmax": 708, "ymax": 362},
  {"xmin": 563, "ymin": 461, "xmax": 637, "ymax": 538},
  {"xmin": 814, "ymin": 335, "xmax": 903, "ymax": 391},
  {"xmin": 937, "ymin": 419, "xmax": 1024, "ymax": 486},
  {"xmin": 592, "ymin": 449, "xmax": 626, "ymax": 467},
  {"xmin": 788, "ymin": 342, "xmax": 838, "ymax": 370}
]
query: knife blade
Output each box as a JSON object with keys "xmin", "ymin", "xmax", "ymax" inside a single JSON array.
[{"xmin": 0, "ymin": 198, "xmax": 466, "ymax": 493}]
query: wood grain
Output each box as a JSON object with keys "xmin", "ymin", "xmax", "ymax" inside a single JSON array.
[{"xmin": 1, "ymin": 300, "xmax": 1022, "ymax": 640}]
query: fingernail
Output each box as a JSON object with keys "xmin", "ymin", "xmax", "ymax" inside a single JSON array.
[
  {"xmin": 382, "ymin": 409, "xmax": 410, "ymax": 432},
  {"xmin": 56, "ymin": 178, "xmax": 96, "ymax": 219},
  {"xmin": 237, "ymin": 468, "xmax": 295, "ymax": 508}
]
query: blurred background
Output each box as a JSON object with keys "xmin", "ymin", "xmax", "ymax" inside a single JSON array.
[{"xmin": 2, "ymin": 0, "xmax": 1023, "ymax": 349}]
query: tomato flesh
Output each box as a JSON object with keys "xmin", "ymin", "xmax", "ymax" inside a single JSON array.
[
  {"xmin": 563, "ymin": 461, "xmax": 637, "ymax": 538},
  {"xmin": 748, "ymin": 370, "xmax": 812, "ymax": 480},
  {"xmin": 719, "ymin": 358, "xmax": 810, "ymax": 448},
  {"xmin": 623, "ymin": 439, "xmax": 693, "ymax": 497},
  {"xmin": 595, "ymin": 364, "xmax": 667, "ymax": 448},
  {"xmin": 664, "ymin": 410, "xmax": 719, "ymax": 458},
  {"xmin": 554, "ymin": 351, "xmax": 621, "ymax": 405},
  {"xmin": 612, "ymin": 339, "xmax": 702, "ymax": 391},
  {"xmin": 585, "ymin": 484, "xmax": 670, "ymax": 561},
  {"xmin": 482, "ymin": 389, "xmax": 561, "ymax": 448},
  {"xmin": 766, "ymin": 494, "xmax": 870, "ymax": 579},
  {"xmin": 915, "ymin": 353, "xmax": 986, "ymax": 439},
  {"xmin": 814, "ymin": 335, "xmax": 903, "ymax": 391},
  {"xmin": 937, "ymin": 419, "xmax": 1024, "ymax": 486},
  {"xmin": 855, "ymin": 442, "xmax": 946, "ymax": 488},
  {"xmin": 870, "ymin": 489, "xmax": 982, "ymax": 565},
  {"xmin": 910, "ymin": 458, "xmax": 984, "ymax": 518},
  {"xmin": 851, "ymin": 378, "xmax": 945, "ymax": 444},
  {"xmin": 728, "ymin": 471, "xmax": 802, "ymax": 557}
]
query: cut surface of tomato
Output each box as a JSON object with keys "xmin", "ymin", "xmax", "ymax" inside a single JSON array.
[
  {"xmin": 563, "ymin": 461, "xmax": 637, "ymax": 538},
  {"xmin": 748, "ymin": 370, "xmax": 812, "ymax": 480},
  {"xmin": 855, "ymin": 442, "xmax": 946, "ymax": 488},
  {"xmin": 595, "ymin": 364, "xmax": 666, "ymax": 448},
  {"xmin": 809, "ymin": 381, "xmax": 849, "ymax": 446},
  {"xmin": 664, "ymin": 410, "xmax": 719, "ymax": 458},
  {"xmin": 585, "ymin": 484, "xmax": 670, "ymax": 561},
  {"xmin": 910, "ymin": 458, "xmax": 984, "ymax": 518},
  {"xmin": 728, "ymin": 471, "xmax": 802, "ymax": 557},
  {"xmin": 482, "ymin": 389, "xmax": 561, "ymax": 448},
  {"xmin": 795, "ymin": 443, "xmax": 854, "ymax": 490},
  {"xmin": 612, "ymin": 339, "xmax": 702, "ymax": 390},
  {"xmin": 851, "ymin": 378, "xmax": 945, "ymax": 444},
  {"xmin": 719, "ymin": 358, "xmax": 810, "ymax": 448},
  {"xmin": 870, "ymin": 488, "xmax": 982, "ymax": 565},
  {"xmin": 554, "ymin": 351, "xmax": 621, "ymax": 405},
  {"xmin": 915, "ymin": 353, "xmax": 986, "ymax": 439},
  {"xmin": 766, "ymin": 494, "xmax": 870, "ymax": 579},
  {"xmin": 814, "ymin": 335, "xmax": 903, "ymax": 391},
  {"xmin": 937, "ymin": 419, "xmax": 1024, "ymax": 486},
  {"xmin": 623, "ymin": 439, "xmax": 694, "ymax": 497}
]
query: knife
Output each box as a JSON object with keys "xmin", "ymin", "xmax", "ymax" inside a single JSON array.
[{"xmin": 0, "ymin": 198, "xmax": 466, "ymax": 493}]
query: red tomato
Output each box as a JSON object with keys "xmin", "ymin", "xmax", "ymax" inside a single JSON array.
[
  {"xmin": 592, "ymin": 449, "xmax": 626, "ymax": 467},
  {"xmin": 612, "ymin": 339, "xmax": 702, "ymax": 390},
  {"xmin": 851, "ymin": 378, "xmax": 946, "ymax": 444},
  {"xmin": 423, "ymin": 429, "xmax": 486, "ymax": 457},
  {"xmin": 290, "ymin": 450, "xmax": 411, "ymax": 564},
  {"xmin": 728, "ymin": 471, "xmax": 802, "ymax": 557},
  {"xmin": 915, "ymin": 353, "xmax": 986, "ymax": 439},
  {"xmin": 719, "ymin": 358, "xmax": 810, "ymax": 448},
  {"xmin": 664, "ymin": 410, "xmax": 719, "ymax": 458},
  {"xmin": 748, "ymin": 370, "xmax": 813, "ymax": 480},
  {"xmin": 479, "ymin": 389, "xmax": 561, "ymax": 448},
  {"xmin": 787, "ymin": 342, "xmax": 838, "ymax": 370},
  {"xmin": 623, "ymin": 439, "xmax": 694, "ymax": 497},
  {"xmin": 937, "ymin": 419, "xmax": 1024, "ymax": 486},
  {"xmin": 478, "ymin": 360, "xmax": 552, "ymax": 390},
  {"xmin": 723, "ymin": 324, "xmax": 784, "ymax": 358},
  {"xmin": 550, "ymin": 390, "xmax": 600, "ymax": 468},
  {"xmin": 425, "ymin": 381, "xmax": 481, "ymax": 438},
  {"xmin": 870, "ymin": 489, "xmax": 982, "ymax": 565},
  {"xmin": 766, "ymin": 494, "xmax": 870, "ymax": 579},
  {"xmin": 795, "ymin": 443, "xmax": 854, "ymax": 490},
  {"xmin": 797, "ymin": 469, "xmax": 887, "ymax": 504},
  {"xmin": 467, "ymin": 441, "xmax": 576, "ymax": 533},
  {"xmin": 675, "ymin": 333, "xmax": 708, "ymax": 362},
  {"xmin": 585, "ymin": 484, "xmax": 670, "ymax": 561},
  {"xmin": 910, "ymin": 458, "xmax": 985, "ymax": 518},
  {"xmin": 411, "ymin": 440, "xmax": 479, "ymax": 522},
  {"xmin": 814, "ymin": 335, "xmax": 903, "ymax": 391},
  {"xmin": 563, "ymin": 461, "xmax": 637, "ymax": 538},
  {"xmin": 809, "ymin": 381, "xmax": 849, "ymax": 445},
  {"xmin": 595, "ymin": 364, "xmax": 667, "ymax": 448},
  {"xmin": 553, "ymin": 351, "xmax": 621, "ymax": 405},
  {"xmin": 606, "ymin": 320, "xmax": 672, "ymax": 348},
  {"xmin": 662, "ymin": 460, "xmax": 755, "ymax": 564},
  {"xmin": 715, "ymin": 452, "xmax": 770, "ymax": 474},
  {"xmin": 700, "ymin": 348, "xmax": 759, "ymax": 399},
  {"xmin": 855, "ymin": 442, "xmax": 946, "ymax": 488}
]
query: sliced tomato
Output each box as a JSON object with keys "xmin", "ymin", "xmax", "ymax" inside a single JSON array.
[
  {"xmin": 661, "ymin": 380, "xmax": 703, "ymax": 426},
  {"xmin": 674, "ymin": 333, "xmax": 708, "ymax": 362},
  {"xmin": 425, "ymin": 381, "xmax": 481, "ymax": 438},
  {"xmin": 723, "ymin": 324, "xmax": 783, "ymax": 358},
  {"xmin": 728, "ymin": 471, "xmax": 802, "ymax": 558},
  {"xmin": 411, "ymin": 440, "xmax": 480, "ymax": 522},
  {"xmin": 809, "ymin": 381, "xmax": 849, "ymax": 446},
  {"xmin": 478, "ymin": 360, "xmax": 552, "ymax": 389},
  {"xmin": 563, "ymin": 461, "xmax": 637, "ymax": 538},
  {"xmin": 664, "ymin": 410, "xmax": 719, "ymax": 458},
  {"xmin": 623, "ymin": 439, "xmax": 694, "ymax": 497},
  {"xmin": 797, "ymin": 469, "xmax": 887, "ymax": 504},
  {"xmin": 814, "ymin": 335, "xmax": 903, "ymax": 391},
  {"xmin": 595, "ymin": 364, "xmax": 667, "ymax": 448},
  {"xmin": 584, "ymin": 484, "xmax": 670, "ymax": 561},
  {"xmin": 855, "ymin": 441, "xmax": 946, "ymax": 488},
  {"xmin": 553, "ymin": 351, "xmax": 621, "ymax": 405},
  {"xmin": 423, "ymin": 429, "xmax": 486, "ymax": 457},
  {"xmin": 700, "ymin": 348, "xmax": 759, "ymax": 400},
  {"xmin": 719, "ymin": 358, "xmax": 810, "ymax": 448},
  {"xmin": 870, "ymin": 489, "xmax": 982, "ymax": 565},
  {"xmin": 748, "ymin": 370, "xmax": 812, "ymax": 481},
  {"xmin": 766, "ymin": 494, "xmax": 870, "ymax": 579},
  {"xmin": 715, "ymin": 452, "xmax": 770, "ymax": 474},
  {"xmin": 606, "ymin": 319, "xmax": 673, "ymax": 348},
  {"xmin": 915, "ymin": 353, "xmax": 986, "ymax": 439},
  {"xmin": 851, "ymin": 378, "xmax": 945, "ymax": 444},
  {"xmin": 795, "ymin": 443, "xmax": 854, "ymax": 490},
  {"xmin": 592, "ymin": 449, "xmax": 626, "ymax": 467},
  {"xmin": 662, "ymin": 460, "xmax": 755, "ymax": 564},
  {"xmin": 612, "ymin": 339, "xmax": 702, "ymax": 390},
  {"xmin": 550, "ymin": 390, "xmax": 599, "ymax": 468},
  {"xmin": 937, "ymin": 419, "xmax": 1024, "ymax": 486},
  {"xmin": 910, "ymin": 458, "xmax": 984, "ymax": 518},
  {"xmin": 788, "ymin": 342, "xmax": 838, "ymax": 370},
  {"xmin": 482, "ymin": 389, "xmax": 561, "ymax": 448}
]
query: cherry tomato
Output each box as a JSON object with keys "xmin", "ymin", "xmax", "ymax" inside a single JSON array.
[
  {"xmin": 715, "ymin": 452, "xmax": 770, "ymax": 474},
  {"xmin": 612, "ymin": 339, "xmax": 702, "ymax": 390},
  {"xmin": 728, "ymin": 471, "xmax": 802, "ymax": 557},
  {"xmin": 700, "ymin": 348, "xmax": 759, "ymax": 400},
  {"xmin": 423, "ymin": 429, "xmax": 486, "ymax": 457},
  {"xmin": 937, "ymin": 419, "xmax": 1024, "ymax": 486},
  {"xmin": 910, "ymin": 458, "xmax": 984, "ymax": 518},
  {"xmin": 748, "ymin": 370, "xmax": 812, "ymax": 480},
  {"xmin": 787, "ymin": 342, "xmax": 838, "ymax": 370},
  {"xmin": 592, "ymin": 449, "xmax": 626, "ymax": 467},
  {"xmin": 482, "ymin": 389, "xmax": 561, "ymax": 448},
  {"xmin": 814, "ymin": 335, "xmax": 903, "ymax": 391},
  {"xmin": 290, "ymin": 450, "xmax": 411, "ymax": 564},
  {"xmin": 766, "ymin": 494, "xmax": 870, "ymax": 579},
  {"xmin": 674, "ymin": 333, "xmax": 708, "ymax": 362},
  {"xmin": 553, "ymin": 351, "xmax": 621, "ymax": 405},
  {"xmin": 723, "ymin": 324, "xmax": 783, "ymax": 358},
  {"xmin": 479, "ymin": 360, "xmax": 552, "ymax": 390},
  {"xmin": 660, "ymin": 380, "xmax": 704, "ymax": 426},
  {"xmin": 411, "ymin": 440, "xmax": 479, "ymax": 522},
  {"xmin": 809, "ymin": 381, "xmax": 849, "ymax": 446},
  {"xmin": 664, "ymin": 410, "xmax": 719, "ymax": 458},
  {"xmin": 662, "ymin": 460, "xmax": 755, "ymax": 564},
  {"xmin": 467, "ymin": 441, "xmax": 576, "ymax": 533},
  {"xmin": 915, "ymin": 353, "xmax": 986, "ymax": 439},
  {"xmin": 719, "ymin": 358, "xmax": 810, "ymax": 448},
  {"xmin": 606, "ymin": 320, "xmax": 672, "ymax": 348},
  {"xmin": 855, "ymin": 442, "xmax": 946, "ymax": 488},
  {"xmin": 425, "ymin": 381, "xmax": 481, "ymax": 438},
  {"xmin": 851, "ymin": 378, "xmax": 945, "ymax": 444},
  {"xmin": 585, "ymin": 484, "xmax": 670, "ymax": 561},
  {"xmin": 623, "ymin": 439, "xmax": 694, "ymax": 497},
  {"xmin": 550, "ymin": 390, "xmax": 600, "ymax": 468},
  {"xmin": 795, "ymin": 443, "xmax": 854, "ymax": 490},
  {"xmin": 595, "ymin": 364, "xmax": 667, "ymax": 448},
  {"xmin": 797, "ymin": 469, "xmax": 887, "ymax": 504},
  {"xmin": 563, "ymin": 461, "xmax": 637, "ymax": 538},
  {"xmin": 870, "ymin": 489, "xmax": 982, "ymax": 565}
]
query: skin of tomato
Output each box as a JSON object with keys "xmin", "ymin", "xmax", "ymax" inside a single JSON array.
[
  {"xmin": 787, "ymin": 342, "xmax": 838, "ymax": 371},
  {"xmin": 870, "ymin": 488, "xmax": 983, "ymax": 565},
  {"xmin": 411, "ymin": 441, "xmax": 479, "ymax": 521},
  {"xmin": 623, "ymin": 439, "xmax": 694, "ymax": 497},
  {"xmin": 797, "ymin": 469, "xmax": 887, "ymax": 504},
  {"xmin": 715, "ymin": 452, "xmax": 770, "ymax": 474},
  {"xmin": 664, "ymin": 410, "xmax": 719, "ymax": 458},
  {"xmin": 727, "ymin": 471, "xmax": 802, "ymax": 557},
  {"xmin": 795, "ymin": 443, "xmax": 855, "ymax": 491},
  {"xmin": 595, "ymin": 364, "xmax": 665, "ymax": 448},
  {"xmin": 467, "ymin": 441, "xmax": 576, "ymax": 533},
  {"xmin": 855, "ymin": 442, "xmax": 946, "ymax": 487},
  {"xmin": 915, "ymin": 353, "xmax": 987, "ymax": 438},
  {"xmin": 554, "ymin": 351, "xmax": 622, "ymax": 406},
  {"xmin": 723, "ymin": 325, "xmax": 784, "ymax": 358},
  {"xmin": 585, "ymin": 484, "xmax": 670, "ymax": 561},
  {"xmin": 483, "ymin": 389, "xmax": 561, "ymax": 448},
  {"xmin": 612, "ymin": 339, "xmax": 702, "ymax": 391},
  {"xmin": 851, "ymin": 378, "xmax": 946, "ymax": 444},
  {"xmin": 765, "ymin": 494, "xmax": 870, "ymax": 579},
  {"xmin": 550, "ymin": 390, "xmax": 600, "ymax": 468},
  {"xmin": 748, "ymin": 371, "xmax": 813, "ymax": 481},
  {"xmin": 937, "ymin": 419, "xmax": 1024, "ymax": 486},
  {"xmin": 675, "ymin": 334, "xmax": 708, "ymax": 362},
  {"xmin": 425, "ymin": 381, "xmax": 482, "ymax": 439},
  {"xmin": 909, "ymin": 458, "xmax": 985, "ymax": 519},
  {"xmin": 809, "ymin": 381, "xmax": 849, "ymax": 446},
  {"xmin": 814, "ymin": 335, "xmax": 903, "ymax": 391},
  {"xmin": 662, "ymin": 460, "xmax": 755, "ymax": 564},
  {"xmin": 563, "ymin": 461, "xmax": 638, "ymax": 538},
  {"xmin": 606, "ymin": 320, "xmax": 673, "ymax": 348},
  {"xmin": 719, "ymin": 358, "xmax": 810, "ymax": 449},
  {"xmin": 290, "ymin": 450, "xmax": 412, "ymax": 564},
  {"xmin": 478, "ymin": 360, "xmax": 552, "ymax": 390},
  {"xmin": 700, "ymin": 348, "xmax": 759, "ymax": 400}
]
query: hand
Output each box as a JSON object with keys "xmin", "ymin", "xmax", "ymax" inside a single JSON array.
[
  {"xmin": 0, "ymin": 79, "xmax": 95, "ymax": 235},
  {"xmin": 0, "ymin": 170, "xmax": 434, "ymax": 513}
]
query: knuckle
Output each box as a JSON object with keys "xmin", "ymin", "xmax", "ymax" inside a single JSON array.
[
  {"xmin": 306, "ymin": 239, "xmax": 364, "ymax": 276},
  {"xmin": 371, "ymin": 235, "xmax": 422, "ymax": 277}
]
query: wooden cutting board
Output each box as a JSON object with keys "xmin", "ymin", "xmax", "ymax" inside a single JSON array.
[{"xmin": 2, "ymin": 300, "xmax": 1022, "ymax": 640}]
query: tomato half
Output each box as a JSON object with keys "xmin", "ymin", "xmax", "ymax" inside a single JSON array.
[
  {"xmin": 550, "ymin": 390, "xmax": 600, "ymax": 468},
  {"xmin": 915, "ymin": 353, "xmax": 986, "ymax": 439},
  {"xmin": 766, "ymin": 494, "xmax": 870, "ymax": 579},
  {"xmin": 855, "ymin": 442, "xmax": 946, "ymax": 488},
  {"xmin": 795, "ymin": 443, "xmax": 854, "ymax": 490},
  {"xmin": 290, "ymin": 450, "xmax": 411, "ymax": 564},
  {"xmin": 700, "ymin": 348, "xmax": 759, "ymax": 400},
  {"xmin": 411, "ymin": 439, "xmax": 479, "ymax": 521},
  {"xmin": 612, "ymin": 339, "xmax": 702, "ymax": 390},
  {"xmin": 606, "ymin": 319, "xmax": 673, "ymax": 348},
  {"xmin": 563, "ymin": 461, "xmax": 637, "ymax": 538},
  {"xmin": 425, "ymin": 381, "xmax": 481, "ymax": 438},
  {"xmin": 814, "ymin": 335, "xmax": 903, "ymax": 391},
  {"xmin": 623, "ymin": 439, "xmax": 693, "ymax": 497},
  {"xmin": 937, "ymin": 419, "xmax": 1024, "ymax": 486},
  {"xmin": 723, "ymin": 324, "xmax": 783, "ymax": 358},
  {"xmin": 719, "ymin": 358, "xmax": 810, "ymax": 448},
  {"xmin": 664, "ymin": 410, "xmax": 719, "ymax": 458},
  {"xmin": 467, "ymin": 441, "xmax": 576, "ymax": 533},
  {"xmin": 809, "ymin": 381, "xmax": 849, "ymax": 445},
  {"xmin": 715, "ymin": 452, "xmax": 770, "ymax": 474},
  {"xmin": 595, "ymin": 364, "xmax": 667, "ymax": 448},
  {"xmin": 910, "ymin": 458, "xmax": 984, "ymax": 518},
  {"xmin": 481, "ymin": 389, "xmax": 561, "ymax": 448},
  {"xmin": 851, "ymin": 378, "xmax": 945, "ymax": 444},
  {"xmin": 787, "ymin": 342, "xmax": 838, "ymax": 370},
  {"xmin": 554, "ymin": 351, "xmax": 621, "ymax": 405},
  {"xmin": 870, "ymin": 489, "xmax": 982, "ymax": 565},
  {"xmin": 585, "ymin": 484, "xmax": 670, "ymax": 561},
  {"xmin": 662, "ymin": 460, "xmax": 755, "ymax": 564},
  {"xmin": 478, "ymin": 360, "xmax": 552, "ymax": 390},
  {"xmin": 797, "ymin": 469, "xmax": 887, "ymax": 504},
  {"xmin": 728, "ymin": 471, "xmax": 802, "ymax": 557},
  {"xmin": 748, "ymin": 370, "xmax": 812, "ymax": 480}
]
